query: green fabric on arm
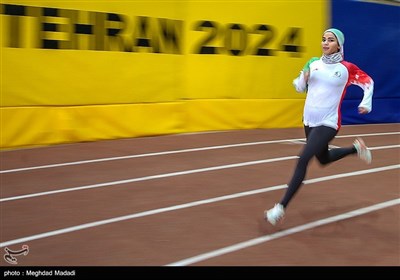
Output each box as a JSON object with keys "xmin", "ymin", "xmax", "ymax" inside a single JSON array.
[{"xmin": 302, "ymin": 57, "xmax": 320, "ymax": 72}]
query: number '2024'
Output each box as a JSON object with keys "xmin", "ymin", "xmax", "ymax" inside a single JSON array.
[{"xmin": 193, "ymin": 20, "xmax": 304, "ymax": 57}]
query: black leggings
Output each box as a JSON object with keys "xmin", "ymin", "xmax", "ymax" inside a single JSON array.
[{"xmin": 280, "ymin": 125, "xmax": 357, "ymax": 208}]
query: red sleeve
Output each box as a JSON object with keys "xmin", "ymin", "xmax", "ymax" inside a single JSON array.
[
  {"xmin": 341, "ymin": 61, "xmax": 373, "ymax": 88},
  {"xmin": 341, "ymin": 61, "xmax": 374, "ymax": 112}
]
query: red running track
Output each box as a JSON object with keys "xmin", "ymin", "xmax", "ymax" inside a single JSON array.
[{"xmin": 1, "ymin": 124, "xmax": 399, "ymax": 267}]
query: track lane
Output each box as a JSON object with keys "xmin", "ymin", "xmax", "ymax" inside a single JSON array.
[{"xmin": 1, "ymin": 124, "xmax": 398, "ymax": 266}]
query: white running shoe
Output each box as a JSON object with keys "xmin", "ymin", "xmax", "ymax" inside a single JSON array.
[
  {"xmin": 353, "ymin": 138, "xmax": 372, "ymax": 164},
  {"xmin": 264, "ymin": 203, "xmax": 285, "ymax": 225}
]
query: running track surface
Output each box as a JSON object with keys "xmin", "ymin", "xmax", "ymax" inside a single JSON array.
[{"xmin": 1, "ymin": 124, "xmax": 399, "ymax": 266}]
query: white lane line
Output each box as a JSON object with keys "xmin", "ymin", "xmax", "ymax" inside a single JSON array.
[
  {"xmin": 1, "ymin": 131, "xmax": 398, "ymax": 174},
  {"xmin": 369, "ymin": 144, "xmax": 400, "ymax": 150},
  {"xmin": 1, "ymin": 143, "xmax": 399, "ymax": 202},
  {"xmin": 335, "ymin": 131, "xmax": 399, "ymax": 138},
  {"xmin": 1, "ymin": 164, "xmax": 398, "ymax": 248},
  {"xmin": 166, "ymin": 198, "xmax": 400, "ymax": 266},
  {"xmin": 0, "ymin": 156, "xmax": 298, "ymax": 202}
]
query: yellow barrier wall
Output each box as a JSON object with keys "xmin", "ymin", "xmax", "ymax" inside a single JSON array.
[{"xmin": 1, "ymin": 0, "xmax": 327, "ymax": 149}]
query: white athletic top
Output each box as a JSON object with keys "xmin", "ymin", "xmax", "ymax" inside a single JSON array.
[{"xmin": 293, "ymin": 57, "xmax": 374, "ymax": 130}]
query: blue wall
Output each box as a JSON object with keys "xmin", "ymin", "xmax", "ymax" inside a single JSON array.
[{"xmin": 331, "ymin": 0, "xmax": 400, "ymax": 124}]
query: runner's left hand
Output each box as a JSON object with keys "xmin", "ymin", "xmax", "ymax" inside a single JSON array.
[{"xmin": 358, "ymin": 107, "xmax": 369, "ymax": 114}]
